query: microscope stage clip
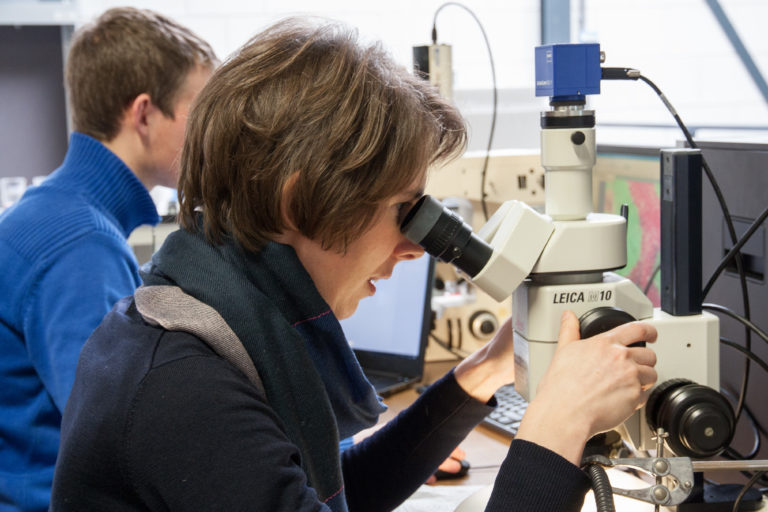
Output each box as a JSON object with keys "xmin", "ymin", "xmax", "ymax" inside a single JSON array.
[
  {"xmin": 585, "ymin": 455, "xmax": 768, "ymax": 507},
  {"xmin": 583, "ymin": 455, "xmax": 694, "ymax": 506}
]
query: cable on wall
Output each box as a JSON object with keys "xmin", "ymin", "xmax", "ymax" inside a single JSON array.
[
  {"xmin": 431, "ymin": 2, "xmax": 497, "ymax": 220},
  {"xmin": 603, "ymin": 67, "xmax": 755, "ymax": 424}
]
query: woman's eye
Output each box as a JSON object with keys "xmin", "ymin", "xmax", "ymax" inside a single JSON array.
[{"xmin": 396, "ymin": 202, "xmax": 412, "ymax": 225}]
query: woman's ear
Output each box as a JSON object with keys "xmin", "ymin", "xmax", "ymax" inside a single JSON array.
[{"xmin": 279, "ymin": 172, "xmax": 300, "ymax": 232}]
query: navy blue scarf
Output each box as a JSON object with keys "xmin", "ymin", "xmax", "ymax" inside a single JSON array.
[{"xmin": 141, "ymin": 228, "xmax": 385, "ymax": 510}]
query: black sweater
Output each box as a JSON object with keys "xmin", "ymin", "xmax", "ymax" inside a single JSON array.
[{"xmin": 51, "ymin": 299, "xmax": 589, "ymax": 511}]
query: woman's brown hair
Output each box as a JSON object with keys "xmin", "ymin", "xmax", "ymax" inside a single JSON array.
[{"xmin": 179, "ymin": 18, "xmax": 466, "ymax": 253}]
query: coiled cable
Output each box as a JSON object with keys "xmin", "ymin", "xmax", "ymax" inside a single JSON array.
[{"xmin": 584, "ymin": 461, "xmax": 616, "ymax": 512}]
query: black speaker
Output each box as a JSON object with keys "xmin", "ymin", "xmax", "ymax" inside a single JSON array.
[{"xmin": 660, "ymin": 148, "xmax": 703, "ymax": 315}]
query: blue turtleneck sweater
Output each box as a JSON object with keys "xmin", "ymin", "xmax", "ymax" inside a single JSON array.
[{"xmin": 0, "ymin": 132, "xmax": 159, "ymax": 512}]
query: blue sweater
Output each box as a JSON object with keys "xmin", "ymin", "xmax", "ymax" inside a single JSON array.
[{"xmin": 0, "ymin": 133, "xmax": 159, "ymax": 512}]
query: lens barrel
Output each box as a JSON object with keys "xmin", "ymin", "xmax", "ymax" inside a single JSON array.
[{"xmin": 400, "ymin": 195, "xmax": 492, "ymax": 278}]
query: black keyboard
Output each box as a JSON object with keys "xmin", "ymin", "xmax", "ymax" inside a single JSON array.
[{"xmin": 481, "ymin": 384, "xmax": 528, "ymax": 438}]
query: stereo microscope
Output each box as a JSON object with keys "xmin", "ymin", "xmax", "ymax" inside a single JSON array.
[{"xmin": 402, "ymin": 43, "xmax": 753, "ymax": 508}]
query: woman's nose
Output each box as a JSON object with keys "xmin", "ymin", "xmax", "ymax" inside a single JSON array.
[{"xmin": 394, "ymin": 236, "xmax": 425, "ymax": 261}]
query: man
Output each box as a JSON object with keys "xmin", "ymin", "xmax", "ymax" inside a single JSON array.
[{"xmin": 0, "ymin": 8, "xmax": 215, "ymax": 511}]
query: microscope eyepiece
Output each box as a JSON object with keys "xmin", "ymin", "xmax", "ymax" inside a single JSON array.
[{"xmin": 400, "ymin": 195, "xmax": 492, "ymax": 278}]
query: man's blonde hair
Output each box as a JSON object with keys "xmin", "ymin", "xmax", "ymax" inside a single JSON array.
[{"xmin": 66, "ymin": 7, "xmax": 217, "ymax": 141}]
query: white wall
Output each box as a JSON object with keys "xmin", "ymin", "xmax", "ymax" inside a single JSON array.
[
  {"xmin": 577, "ymin": 0, "xmax": 768, "ymax": 146},
  {"xmin": 2, "ymin": 0, "xmax": 767, "ymax": 149},
  {"xmin": 9, "ymin": 0, "xmax": 536, "ymax": 91},
  {"xmin": 0, "ymin": 0, "xmax": 544, "ymax": 149}
]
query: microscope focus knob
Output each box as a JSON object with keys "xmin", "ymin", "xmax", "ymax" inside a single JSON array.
[
  {"xmin": 469, "ymin": 310, "xmax": 498, "ymax": 341},
  {"xmin": 570, "ymin": 130, "xmax": 586, "ymax": 145},
  {"xmin": 646, "ymin": 379, "xmax": 735, "ymax": 458},
  {"xmin": 579, "ymin": 307, "xmax": 640, "ymax": 344}
]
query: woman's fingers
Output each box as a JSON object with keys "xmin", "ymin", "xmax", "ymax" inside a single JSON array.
[
  {"xmin": 637, "ymin": 364, "xmax": 658, "ymax": 391},
  {"xmin": 557, "ymin": 310, "xmax": 582, "ymax": 346},
  {"xmin": 437, "ymin": 457, "xmax": 462, "ymax": 473},
  {"xmin": 628, "ymin": 346, "xmax": 657, "ymax": 367},
  {"xmin": 604, "ymin": 321, "xmax": 658, "ymax": 347}
]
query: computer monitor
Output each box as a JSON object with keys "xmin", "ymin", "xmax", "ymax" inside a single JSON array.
[
  {"xmin": 595, "ymin": 145, "xmax": 662, "ymax": 306},
  {"xmin": 697, "ymin": 140, "xmax": 768, "ymax": 464}
]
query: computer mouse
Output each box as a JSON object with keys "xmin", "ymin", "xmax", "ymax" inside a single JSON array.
[{"xmin": 434, "ymin": 458, "xmax": 470, "ymax": 480}]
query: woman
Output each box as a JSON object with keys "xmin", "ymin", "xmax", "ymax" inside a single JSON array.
[{"xmin": 51, "ymin": 18, "xmax": 657, "ymax": 512}]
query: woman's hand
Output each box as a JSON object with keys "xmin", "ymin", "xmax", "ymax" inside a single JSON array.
[
  {"xmin": 425, "ymin": 447, "xmax": 467, "ymax": 485},
  {"xmin": 453, "ymin": 316, "xmax": 515, "ymax": 403},
  {"xmin": 515, "ymin": 310, "xmax": 658, "ymax": 465}
]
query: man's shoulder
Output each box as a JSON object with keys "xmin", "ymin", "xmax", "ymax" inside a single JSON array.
[
  {"xmin": 0, "ymin": 186, "xmax": 126, "ymax": 261},
  {"xmin": 2, "ymin": 185, "xmax": 90, "ymax": 233}
]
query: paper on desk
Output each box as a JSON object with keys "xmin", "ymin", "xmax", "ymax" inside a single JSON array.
[
  {"xmin": 394, "ymin": 484, "xmax": 488, "ymax": 512},
  {"xmin": 450, "ymin": 469, "xmax": 671, "ymax": 512}
]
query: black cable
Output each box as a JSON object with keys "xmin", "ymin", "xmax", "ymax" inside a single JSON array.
[
  {"xmin": 431, "ymin": 2, "xmax": 497, "ymax": 220},
  {"xmin": 601, "ymin": 69, "xmax": 755, "ymax": 419},
  {"xmin": 634, "ymin": 74, "xmax": 751, "ymax": 303},
  {"xmin": 632, "ymin": 74, "xmax": 751, "ymax": 301},
  {"xmin": 731, "ymin": 471, "xmax": 766, "ymax": 512},
  {"xmin": 720, "ymin": 385, "xmax": 764, "ymax": 460},
  {"xmin": 723, "ymin": 438, "xmax": 761, "ymax": 463},
  {"xmin": 643, "ymin": 263, "xmax": 661, "ymax": 295},
  {"xmin": 584, "ymin": 464, "xmax": 616, "ymax": 512},
  {"xmin": 721, "ymin": 377, "xmax": 767, "ymax": 483},
  {"xmin": 704, "ymin": 304, "xmax": 768, "ymax": 346},
  {"xmin": 704, "ymin": 203, "xmax": 768, "ymax": 297},
  {"xmin": 429, "ymin": 333, "xmax": 467, "ymax": 360},
  {"xmin": 631, "ymin": 71, "xmax": 754, "ymax": 424},
  {"xmin": 719, "ymin": 338, "xmax": 768, "ymax": 377},
  {"xmin": 468, "ymin": 464, "xmax": 502, "ymax": 471},
  {"xmin": 747, "ymin": 404, "xmax": 768, "ymax": 440},
  {"xmin": 723, "ymin": 444, "xmax": 760, "ymax": 463}
]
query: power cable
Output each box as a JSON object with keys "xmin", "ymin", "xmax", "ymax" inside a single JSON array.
[
  {"xmin": 431, "ymin": 2, "xmax": 497, "ymax": 220},
  {"xmin": 721, "ymin": 384, "xmax": 768, "ymax": 441},
  {"xmin": 731, "ymin": 471, "xmax": 766, "ymax": 512},
  {"xmin": 707, "ymin": 306, "xmax": 768, "ymax": 448},
  {"xmin": 429, "ymin": 333, "xmax": 468, "ymax": 360},
  {"xmin": 624, "ymin": 69, "xmax": 753, "ymax": 423},
  {"xmin": 703, "ymin": 203, "xmax": 768, "ymax": 297},
  {"xmin": 719, "ymin": 338, "xmax": 768, "ymax": 376},
  {"xmin": 704, "ymin": 303, "xmax": 768, "ymax": 346},
  {"xmin": 720, "ymin": 373, "xmax": 763, "ymax": 461},
  {"xmin": 643, "ymin": 263, "xmax": 661, "ymax": 295}
]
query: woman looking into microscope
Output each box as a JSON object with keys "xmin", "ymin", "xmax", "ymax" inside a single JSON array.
[{"xmin": 51, "ymin": 17, "xmax": 657, "ymax": 512}]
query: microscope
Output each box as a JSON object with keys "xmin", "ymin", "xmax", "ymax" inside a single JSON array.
[{"xmin": 402, "ymin": 43, "xmax": 762, "ymax": 508}]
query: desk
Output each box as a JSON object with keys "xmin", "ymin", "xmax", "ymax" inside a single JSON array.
[
  {"xmin": 354, "ymin": 360, "xmax": 511, "ymax": 487},
  {"xmin": 355, "ymin": 361, "xmax": 672, "ymax": 511}
]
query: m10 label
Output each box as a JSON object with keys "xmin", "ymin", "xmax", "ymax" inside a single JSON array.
[{"xmin": 552, "ymin": 289, "xmax": 613, "ymax": 304}]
